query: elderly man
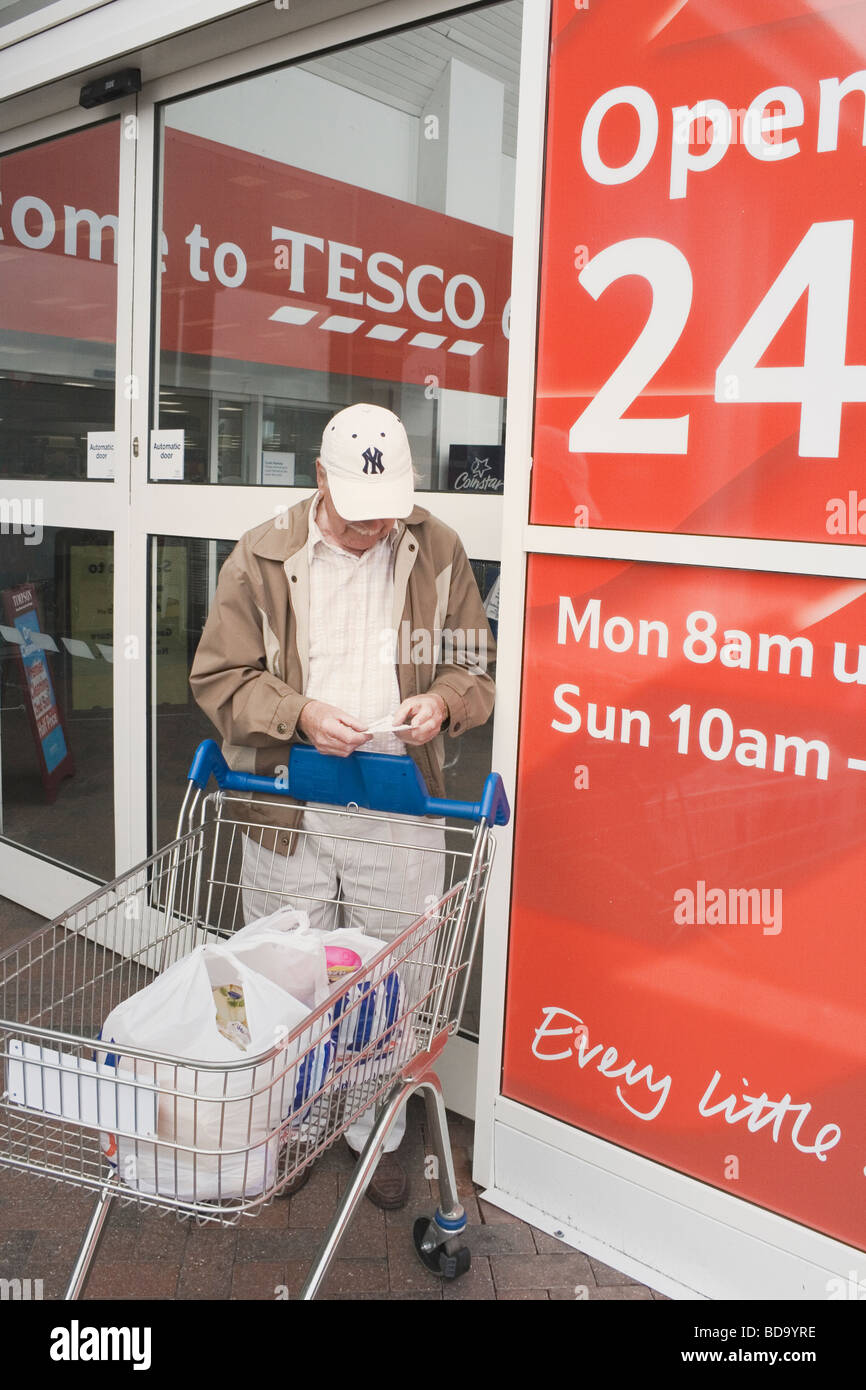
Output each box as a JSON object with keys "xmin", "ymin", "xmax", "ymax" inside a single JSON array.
[{"xmin": 189, "ymin": 402, "xmax": 495, "ymax": 1208}]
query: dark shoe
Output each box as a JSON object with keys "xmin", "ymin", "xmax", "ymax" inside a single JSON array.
[
  {"xmin": 276, "ymin": 1164, "xmax": 313, "ymax": 1199},
  {"xmin": 365, "ymin": 1151, "xmax": 408, "ymax": 1211}
]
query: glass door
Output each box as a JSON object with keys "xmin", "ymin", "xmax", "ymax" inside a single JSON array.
[
  {"xmin": 0, "ymin": 108, "xmax": 138, "ymax": 914},
  {"xmin": 137, "ymin": 2, "xmax": 523, "ymax": 1113},
  {"xmin": 0, "ymin": 0, "xmax": 520, "ymax": 1115}
]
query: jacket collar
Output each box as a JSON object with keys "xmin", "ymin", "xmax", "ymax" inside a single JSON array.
[{"xmin": 250, "ymin": 494, "xmax": 430, "ymax": 563}]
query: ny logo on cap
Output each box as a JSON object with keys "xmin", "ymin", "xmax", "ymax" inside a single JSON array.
[{"xmin": 361, "ymin": 446, "xmax": 385, "ymax": 475}]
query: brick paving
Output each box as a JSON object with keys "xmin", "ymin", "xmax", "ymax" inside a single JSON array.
[{"xmin": 0, "ymin": 896, "xmax": 664, "ymax": 1301}]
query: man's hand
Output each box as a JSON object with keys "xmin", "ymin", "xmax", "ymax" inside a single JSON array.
[
  {"xmin": 297, "ymin": 700, "xmax": 372, "ymax": 757},
  {"xmin": 393, "ymin": 693, "xmax": 448, "ymax": 746}
]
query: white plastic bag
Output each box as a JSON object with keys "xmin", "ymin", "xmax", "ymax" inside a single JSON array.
[
  {"xmin": 226, "ymin": 918, "xmax": 336, "ymax": 1135},
  {"xmin": 98, "ymin": 943, "xmax": 311, "ymax": 1202},
  {"xmin": 233, "ymin": 902, "xmax": 309, "ymax": 938},
  {"xmin": 227, "ymin": 916, "xmax": 329, "ymax": 1010}
]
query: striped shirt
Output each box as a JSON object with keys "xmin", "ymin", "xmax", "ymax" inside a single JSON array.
[{"xmin": 305, "ymin": 497, "xmax": 405, "ymax": 756}]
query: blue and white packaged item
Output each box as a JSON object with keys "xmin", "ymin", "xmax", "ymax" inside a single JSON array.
[{"xmin": 311, "ymin": 928, "xmax": 407, "ymax": 1097}]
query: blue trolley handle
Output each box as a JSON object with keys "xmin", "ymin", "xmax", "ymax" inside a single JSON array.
[{"xmin": 187, "ymin": 738, "xmax": 510, "ymax": 826}]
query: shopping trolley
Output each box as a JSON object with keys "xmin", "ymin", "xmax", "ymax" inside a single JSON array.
[{"xmin": 0, "ymin": 739, "xmax": 510, "ymax": 1300}]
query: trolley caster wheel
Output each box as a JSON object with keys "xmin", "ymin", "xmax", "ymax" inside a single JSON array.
[{"xmin": 413, "ymin": 1217, "xmax": 471, "ymax": 1280}]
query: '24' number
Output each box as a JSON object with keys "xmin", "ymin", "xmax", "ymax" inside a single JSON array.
[{"xmin": 569, "ymin": 220, "xmax": 866, "ymax": 459}]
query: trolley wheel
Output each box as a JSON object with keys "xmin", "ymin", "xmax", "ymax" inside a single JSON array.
[{"xmin": 413, "ymin": 1217, "xmax": 471, "ymax": 1280}]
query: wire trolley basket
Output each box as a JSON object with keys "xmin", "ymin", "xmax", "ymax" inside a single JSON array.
[{"xmin": 0, "ymin": 740, "xmax": 510, "ymax": 1299}]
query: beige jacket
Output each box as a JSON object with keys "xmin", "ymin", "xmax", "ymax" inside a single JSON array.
[{"xmin": 189, "ymin": 494, "xmax": 496, "ymax": 852}]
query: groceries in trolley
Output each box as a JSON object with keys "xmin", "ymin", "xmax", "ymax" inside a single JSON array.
[
  {"xmin": 212, "ymin": 983, "xmax": 252, "ymax": 1051},
  {"xmin": 234, "ymin": 910, "xmax": 408, "ymax": 1097},
  {"xmin": 325, "ymin": 944, "xmax": 363, "ymax": 983},
  {"xmin": 314, "ymin": 927, "xmax": 406, "ymax": 1085},
  {"xmin": 237, "ymin": 916, "xmax": 408, "ymax": 1132},
  {"xmin": 96, "ymin": 938, "xmax": 313, "ymax": 1202},
  {"xmin": 224, "ymin": 907, "xmax": 330, "ymax": 1009},
  {"xmin": 96, "ymin": 911, "xmax": 406, "ymax": 1202}
]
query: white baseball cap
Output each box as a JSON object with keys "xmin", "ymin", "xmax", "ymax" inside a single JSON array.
[{"xmin": 319, "ymin": 403, "xmax": 414, "ymax": 520}]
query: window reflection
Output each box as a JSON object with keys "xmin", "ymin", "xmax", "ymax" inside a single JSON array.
[
  {"xmin": 0, "ymin": 122, "xmax": 118, "ymax": 482},
  {"xmin": 0, "ymin": 527, "xmax": 114, "ymax": 879},
  {"xmin": 154, "ymin": 3, "xmax": 521, "ymax": 490}
]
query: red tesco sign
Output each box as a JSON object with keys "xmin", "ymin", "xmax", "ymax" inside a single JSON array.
[
  {"xmin": 0, "ymin": 123, "xmax": 512, "ymax": 400},
  {"xmin": 160, "ymin": 130, "xmax": 511, "ymax": 397}
]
